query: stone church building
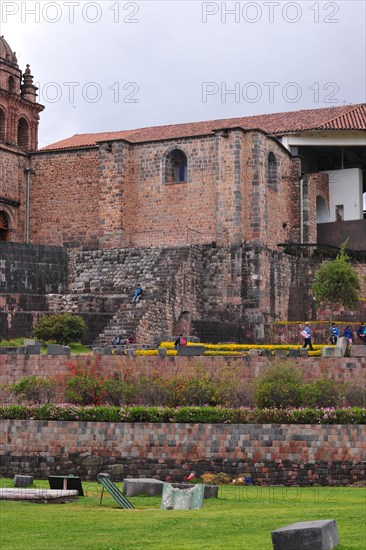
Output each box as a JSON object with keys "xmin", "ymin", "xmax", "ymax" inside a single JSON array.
[{"xmin": 0, "ymin": 36, "xmax": 365, "ymax": 343}]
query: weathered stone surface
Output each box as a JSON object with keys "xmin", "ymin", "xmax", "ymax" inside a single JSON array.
[
  {"xmin": 271, "ymin": 519, "xmax": 339, "ymax": 550},
  {"xmin": 336, "ymin": 337, "xmax": 350, "ymax": 357},
  {"xmin": 123, "ymin": 478, "xmax": 164, "ymax": 497},
  {"xmin": 299, "ymin": 348, "xmax": 309, "ymax": 357},
  {"xmin": 350, "ymin": 345, "xmax": 366, "ymax": 357},
  {"xmin": 274, "ymin": 350, "xmax": 286, "ymax": 358},
  {"xmin": 161, "ymin": 483, "xmax": 204, "ymax": 510},
  {"xmin": 47, "ymin": 344, "xmax": 71, "ymax": 356},
  {"xmin": 13, "ymin": 475, "xmax": 33, "ymax": 487},
  {"xmin": 177, "ymin": 346, "xmax": 205, "ymax": 356},
  {"xmin": 25, "ymin": 344, "xmax": 41, "ymax": 355},
  {"xmin": 321, "ymin": 347, "xmax": 342, "ymax": 358},
  {"xmin": 288, "ymin": 349, "xmax": 300, "ymax": 358}
]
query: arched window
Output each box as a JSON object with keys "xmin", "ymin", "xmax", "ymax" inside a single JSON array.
[
  {"xmin": 17, "ymin": 117, "xmax": 29, "ymax": 149},
  {"xmin": 8, "ymin": 75, "xmax": 16, "ymax": 94},
  {"xmin": 0, "ymin": 108, "xmax": 5, "ymax": 141},
  {"xmin": 164, "ymin": 149, "xmax": 188, "ymax": 183},
  {"xmin": 267, "ymin": 152, "xmax": 278, "ymax": 190},
  {"xmin": 316, "ymin": 196, "xmax": 330, "ymax": 223},
  {"xmin": 0, "ymin": 211, "xmax": 9, "ymax": 241}
]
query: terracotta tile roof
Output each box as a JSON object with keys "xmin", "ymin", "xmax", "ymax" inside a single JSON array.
[{"xmin": 39, "ymin": 103, "xmax": 366, "ymax": 151}]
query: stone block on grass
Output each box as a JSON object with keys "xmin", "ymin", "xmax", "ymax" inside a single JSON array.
[
  {"xmin": 271, "ymin": 519, "xmax": 338, "ymax": 550},
  {"xmin": 123, "ymin": 478, "xmax": 164, "ymax": 497},
  {"xmin": 47, "ymin": 344, "xmax": 71, "ymax": 356},
  {"xmin": 299, "ymin": 348, "xmax": 309, "ymax": 357},
  {"xmin": 288, "ymin": 349, "xmax": 300, "ymax": 358},
  {"xmin": 14, "ymin": 475, "xmax": 33, "ymax": 488},
  {"xmin": 249, "ymin": 349, "xmax": 260, "ymax": 356}
]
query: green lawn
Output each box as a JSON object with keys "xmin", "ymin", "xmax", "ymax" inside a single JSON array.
[{"xmin": 0, "ymin": 481, "xmax": 365, "ymax": 549}]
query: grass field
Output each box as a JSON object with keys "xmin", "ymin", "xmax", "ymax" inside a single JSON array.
[{"xmin": 0, "ymin": 480, "xmax": 365, "ymax": 549}]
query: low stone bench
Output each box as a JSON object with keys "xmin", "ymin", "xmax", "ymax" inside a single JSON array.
[
  {"xmin": 123, "ymin": 478, "xmax": 217, "ymax": 499},
  {"xmin": 14, "ymin": 475, "xmax": 33, "ymax": 487},
  {"xmin": 274, "ymin": 350, "xmax": 286, "ymax": 358},
  {"xmin": 322, "ymin": 347, "xmax": 342, "ymax": 357},
  {"xmin": 271, "ymin": 519, "xmax": 339, "ymax": 550},
  {"xmin": 177, "ymin": 345, "xmax": 205, "ymax": 356}
]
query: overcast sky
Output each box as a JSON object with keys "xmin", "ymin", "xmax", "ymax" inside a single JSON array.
[{"xmin": 2, "ymin": 0, "xmax": 365, "ymax": 147}]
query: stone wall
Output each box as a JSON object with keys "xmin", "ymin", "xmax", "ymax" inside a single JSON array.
[
  {"xmin": 0, "ymin": 242, "xmax": 67, "ymax": 339},
  {"xmin": 1, "ymin": 354, "xmax": 365, "ymax": 387},
  {"xmin": 1, "ymin": 420, "xmax": 364, "ymax": 485},
  {"xmin": 30, "ymin": 148, "xmax": 100, "ymax": 247}
]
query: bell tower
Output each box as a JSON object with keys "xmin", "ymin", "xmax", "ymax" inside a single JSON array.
[
  {"xmin": 0, "ymin": 35, "xmax": 44, "ymax": 151},
  {"xmin": 0, "ymin": 36, "xmax": 44, "ymax": 242}
]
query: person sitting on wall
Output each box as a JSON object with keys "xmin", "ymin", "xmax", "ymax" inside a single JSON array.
[
  {"xmin": 174, "ymin": 335, "xmax": 187, "ymax": 349},
  {"xmin": 343, "ymin": 325, "xmax": 353, "ymax": 344},
  {"xmin": 112, "ymin": 335, "xmax": 122, "ymax": 345},
  {"xmin": 128, "ymin": 334, "xmax": 136, "ymax": 344},
  {"xmin": 330, "ymin": 323, "xmax": 340, "ymax": 345},
  {"xmin": 132, "ymin": 285, "xmax": 143, "ymax": 304},
  {"xmin": 356, "ymin": 322, "xmax": 366, "ymax": 345}
]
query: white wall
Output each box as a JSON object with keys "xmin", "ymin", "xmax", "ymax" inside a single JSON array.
[{"xmin": 322, "ymin": 168, "xmax": 363, "ymax": 221}]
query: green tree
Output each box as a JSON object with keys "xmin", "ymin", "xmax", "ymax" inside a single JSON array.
[
  {"xmin": 33, "ymin": 313, "xmax": 87, "ymax": 345},
  {"xmin": 311, "ymin": 245, "xmax": 360, "ymax": 325}
]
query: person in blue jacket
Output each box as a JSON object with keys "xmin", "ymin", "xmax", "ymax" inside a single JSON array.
[
  {"xmin": 343, "ymin": 325, "xmax": 353, "ymax": 344},
  {"xmin": 356, "ymin": 322, "xmax": 366, "ymax": 344},
  {"xmin": 132, "ymin": 284, "xmax": 143, "ymax": 304},
  {"xmin": 330, "ymin": 323, "xmax": 340, "ymax": 345}
]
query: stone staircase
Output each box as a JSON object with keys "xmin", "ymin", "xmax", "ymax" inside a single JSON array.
[{"xmin": 49, "ymin": 245, "xmax": 209, "ymax": 346}]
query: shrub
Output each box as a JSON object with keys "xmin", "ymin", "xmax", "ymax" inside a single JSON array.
[
  {"xmin": 0, "ymin": 404, "xmax": 365, "ymax": 424},
  {"xmin": 33, "ymin": 313, "xmax": 87, "ymax": 345},
  {"xmin": 213, "ymin": 362, "xmax": 255, "ymax": 407},
  {"xmin": 343, "ymin": 383, "xmax": 366, "ymax": 407},
  {"xmin": 302, "ymin": 379, "xmax": 342, "ymax": 408},
  {"xmin": 254, "ymin": 362, "xmax": 303, "ymax": 408},
  {"xmin": 201, "ymin": 473, "xmax": 232, "ymax": 485},
  {"xmin": 102, "ymin": 378, "xmax": 135, "ymax": 406},
  {"xmin": 64, "ymin": 357, "xmax": 105, "ymax": 405},
  {"xmin": 12, "ymin": 376, "xmax": 55, "ymax": 404},
  {"xmin": 0, "ymin": 338, "xmax": 24, "ymax": 347}
]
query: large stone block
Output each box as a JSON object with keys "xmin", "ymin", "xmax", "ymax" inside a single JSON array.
[
  {"xmin": 25, "ymin": 343, "xmax": 41, "ymax": 355},
  {"xmin": 271, "ymin": 519, "xmax": 339, "ymax": 550},
  {"xmin": 336, "ymin": 336, "xmax": 350, "ymax": 357},
  {"xmin": 47, "ymin": 344, "xmax": 71, "ymax": 356},
  {"xmin": 322, "ymin": 347, "xmax": 342, "ymax": 358},
  {"xmin": 177, "ymin": 346, "xmax": 205, "ymax": 356},
  {"xmin": 14, "ymin": 475, "xmax": 33, "ymax": 487},
  {"xmin": 350, "ymin": 345, "xmax": 366, "ymax": 357},
  {"xmin": 123, "ymin": 478, "xmax": 164, "ymax": 497}
]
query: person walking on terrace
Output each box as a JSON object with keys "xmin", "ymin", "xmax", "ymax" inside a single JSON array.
[
  {"xmin": 132, "ymin": 284, "xmax": 143, "ymax": 304},
  {"xmin": 301, "ymin": 322, "xmax": 314, "ymax": 351}
]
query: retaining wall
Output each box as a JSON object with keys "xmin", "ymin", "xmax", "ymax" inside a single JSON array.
[
  {"xmin": 0, "ymin": 354, "xmax": 365, "ymax": 386},
  {"xmin": 1, "ymin": 420, "xmax": 364, "ymax": 485}
]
